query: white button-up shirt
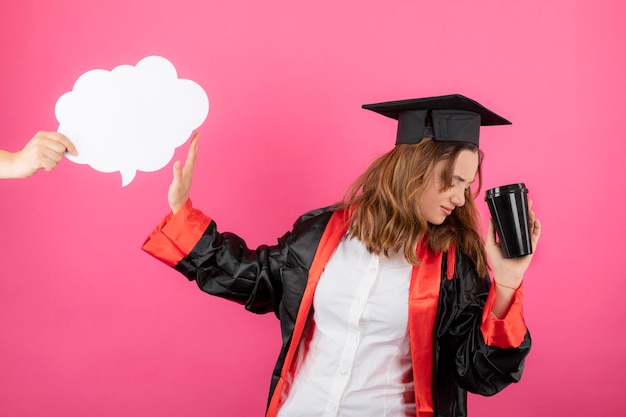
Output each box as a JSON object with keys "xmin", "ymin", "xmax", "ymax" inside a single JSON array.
[{"xmin": 278, "ymin": 234, "xmax": 416, "ymax": 417}]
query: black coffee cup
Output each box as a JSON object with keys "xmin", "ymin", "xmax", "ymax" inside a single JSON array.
[{"xmin": 484, "ymin": 183, "xmax": 532, "ymax": 258}]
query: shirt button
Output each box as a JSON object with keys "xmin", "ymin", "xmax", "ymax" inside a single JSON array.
[
  {"xmin": 328, "ymin": 404, "xmax": 337, "ymax": 411},
  {"xmin": 350, "ymin": 334, "xmax": 358, "ymax": 341},
  {"xmin": 356, "ymin": 298, "xmax": 364, "ymax": 305},
  {"xmin": 339, "ymin": 369, "xmax": 347, "ymax": 375}
]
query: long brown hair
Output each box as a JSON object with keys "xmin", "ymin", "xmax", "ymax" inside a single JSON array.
[{"xmin": 334, "ymin": 138, "xmax": 488, "ymax": 277}]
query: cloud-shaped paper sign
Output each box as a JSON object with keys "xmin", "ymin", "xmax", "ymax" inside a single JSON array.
[{"xmin": 55, "ymin": 56, "xmax": 209, "ymax": 186}]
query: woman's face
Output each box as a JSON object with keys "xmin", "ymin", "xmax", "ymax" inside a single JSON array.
[{"xmin": 418, "ymin": 149, "xmax": 479, "ymax": 225}]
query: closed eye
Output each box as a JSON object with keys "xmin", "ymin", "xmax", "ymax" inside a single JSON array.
[{"xmin": 453, "ymin": 175, "xmax": 475, "ymax": 190}]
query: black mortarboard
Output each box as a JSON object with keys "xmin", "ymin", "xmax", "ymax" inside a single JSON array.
[{"xmin": 362, "ymin": 94, "xmax": 511, "ymax": 147}]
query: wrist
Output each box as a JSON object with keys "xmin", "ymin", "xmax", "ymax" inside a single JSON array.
[
  {"xmin": 169, "ymin": 197, "xmax": 192, "ymax": 215},
  {"xmin": 0, "ymin": 151, "xmax": 19, "ymax": 178},
  {"xmin": 494, "ymin": 280, "xmax": 521, "ymax": 291},
  {"xmin": 170, "ymin": 203, "xmax": 183, "ymax": 214}
]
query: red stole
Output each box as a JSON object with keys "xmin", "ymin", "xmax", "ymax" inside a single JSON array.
[{"xmin": 266, "ymin": 211, "xmax": 451, "ymax": 417}]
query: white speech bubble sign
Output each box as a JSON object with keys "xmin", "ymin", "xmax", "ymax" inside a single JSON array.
[{"xmin": 55, "ymin": 56, "xmax": 209, "ymax": 186}]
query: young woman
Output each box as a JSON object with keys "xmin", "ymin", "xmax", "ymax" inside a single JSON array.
[{"xmin": 143, "ymin": 94, "xmax": 541, "ymax": 417}]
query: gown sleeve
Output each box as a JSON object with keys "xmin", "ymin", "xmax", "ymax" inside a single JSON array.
[
  {"xmin": 435, "ymin": 249, "xmax": 532, "ymax": 397},
  {"xmin": 142, "ymin": 199, "xmax": 293, "ymax": 315}
]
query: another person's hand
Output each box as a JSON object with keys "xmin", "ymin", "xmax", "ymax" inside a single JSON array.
[
  {"xmin": 168, "ymin": 132, "xmax": 200, "ymax": 214},
  {"xmin": 486, "ymin": 200, "xmax": 542, "ymax": 290},
  {"xmin": 0, "ymin": 131, "xmax": 78, "ymax": 179}
]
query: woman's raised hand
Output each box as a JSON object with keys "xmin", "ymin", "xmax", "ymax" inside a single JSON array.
[
  {"xmin": 168, "ymin": 132, "xmax": 199, "ymax": 214},
  {"xmin": 486, "ymin": 199, "xmax": 542, "ymax": 289}
]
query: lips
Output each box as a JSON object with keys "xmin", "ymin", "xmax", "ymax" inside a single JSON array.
[{"xmin": 441, "ymin": 206, "xmax": 453, "ymax": 216}]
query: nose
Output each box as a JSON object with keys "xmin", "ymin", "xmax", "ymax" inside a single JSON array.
[{"xmin": 450, "ymin": 188, "xmax": 466, "ymax": 207}]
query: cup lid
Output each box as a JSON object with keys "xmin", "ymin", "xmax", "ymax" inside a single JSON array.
[{"xmin": 485, "ymin": 183, "xmax": 528, "ymax": 199}]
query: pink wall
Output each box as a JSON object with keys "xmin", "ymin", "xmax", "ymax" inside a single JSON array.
[{"xmin": 1, "ymin": 1, "xmax": 624, "ymax": 415}]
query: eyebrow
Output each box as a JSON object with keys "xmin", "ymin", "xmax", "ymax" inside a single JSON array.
[{"xmin": 454, "ymin": 175, "xmax": 475, "ymax": 184}]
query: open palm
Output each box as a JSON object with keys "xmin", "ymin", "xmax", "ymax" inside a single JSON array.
[{"xmin": 168, "ymin": 132, "xmax": 199, "ymax": 214}]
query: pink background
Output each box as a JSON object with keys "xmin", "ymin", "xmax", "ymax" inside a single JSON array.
[{"xmin": 1, "ymin": 1, "xmax": 624, "ymax": 415}]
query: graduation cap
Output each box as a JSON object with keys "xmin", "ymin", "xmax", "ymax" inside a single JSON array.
[{"xmin": 362, "ymin": 94, "xmax": 511, "ymax": 147}]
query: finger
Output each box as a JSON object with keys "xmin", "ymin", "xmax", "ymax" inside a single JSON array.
[
  {"xmin": 41, "ymin": 147, "xmax": 64, "ymax": 164},
  {"xmin": 172, "ymin": 160, "xmax": 183, "ymax": 184},
  {"xmin": 38, "ymin": 157, "xmax": 59, "ymax": 172},
  {"xmin": 31, "ymin": 134, "xmax": 68, "ymax": 156},
  {"xmin": 29, "ymin": 146, "xmax": 62, "ymax": 170},
  {"xmin": 526, "ymin": 199, "xmax": 536, "ymax": 233},
  {"xmin": 57, "ymin": 135, "xmax": 78, "ymax": 156},
  {"xmin": 45, "ymin": 132, "xmax": 78, "ymax": 156},
  {"xmin": 531, "ymin": 218, "xmax": 541, "ymax": 250},
  {"xmin": 183, "ymin": 133, "xmax": 200, "ymax": 177}
]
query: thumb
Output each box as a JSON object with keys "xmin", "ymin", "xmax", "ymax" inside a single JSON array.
[{"xmin": 172, "ymin": 161, "xmax": 182, "ymax": 183}]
